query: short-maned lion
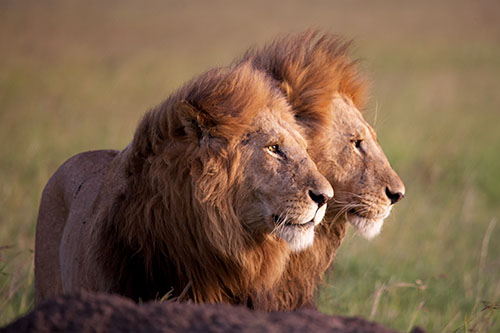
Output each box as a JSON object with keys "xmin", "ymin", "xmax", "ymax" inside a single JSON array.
[
  {"xmin": 34, "ymin": 62, "xmax": 333, "ymax": 305},
  {"xmin": 241, "ymin": 31, "xmax": 406, "ymax": 310}
]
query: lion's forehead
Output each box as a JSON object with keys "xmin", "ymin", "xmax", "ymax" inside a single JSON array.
[
  {"xmin": 251, "ymin": 111, "xmax": 308, "ymax": 150},
  {"xmin": 329, "ymin": 97, "xmax": 379, "ymax": 146}
]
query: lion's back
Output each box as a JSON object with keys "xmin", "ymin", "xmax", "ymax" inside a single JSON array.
[{"xmin": 34, "ymin": 150, "xmax": 118, "ymax": 304}]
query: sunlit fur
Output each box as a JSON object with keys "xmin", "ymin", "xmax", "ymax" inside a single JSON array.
[
  {"xmin": 241, "ymin": 30, "xmax": 405, "ymax": 310},
  {"xmin": 347, "ymin": 206, "xmax": 392, "ymax": 239},
  {"xmin": 35, "ymin": 60, "xmax": 334, "ymax": 306},
  {"xmin": 277, "ymin": 204, "xmax": 327, "ymax": 252},
  {"xmin": 89, "ymin": 62, "xmax": 333, "ymax": 303}
]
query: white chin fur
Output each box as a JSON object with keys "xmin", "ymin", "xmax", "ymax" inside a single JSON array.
[
  {"xmin": 347, "ymin": 214, "xmax": 385, "ymax": 239},
  {"xmin": 277, "ymin": 225, "xmax": 315, "ymax": 252},
  {"xmin": 348, "ymin": 206, "xmax": 392, "ymax": 239},
  {"xmin": 276, "ymin": 204, "xmax": 328, "ymax": 252}
]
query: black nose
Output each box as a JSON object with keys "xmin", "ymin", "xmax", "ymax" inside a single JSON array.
[
  {"xmin": 385, "ymin": 187, "xmax": 404, "ymax": 205},
  {"xmin": 309, "ymin": 190, "xmax": 328, "ymax": 207}
]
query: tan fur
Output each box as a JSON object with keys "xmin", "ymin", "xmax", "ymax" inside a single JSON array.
[
  {"xmin": 241, "ymin": 31, "xmax": 406, "ymax": 310},
  {"xmin": 34, "ymin": 62, "xmax": 333, "ymax": 306}
]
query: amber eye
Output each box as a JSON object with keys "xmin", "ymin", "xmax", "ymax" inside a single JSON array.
[{"xmin": 267, "ymin": 144, "xmax": 280, "ymax": 154}]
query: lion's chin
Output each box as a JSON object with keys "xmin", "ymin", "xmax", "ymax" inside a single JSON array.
[
  {"xmin": 347, "ymin": 207, "xmax": 392, "ymax": 240},
  {"xmin": 272, "ymin": 204, "xmax": 327, "ymax": 252},
  {"xmin": 276, "ymin": 224, "xmax": 315, "ymax": 252}
]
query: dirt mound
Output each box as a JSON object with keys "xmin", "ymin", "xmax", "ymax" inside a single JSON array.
[{"xmin": 2, "ymin": 292, "xmax": 397, "ymax": 332}]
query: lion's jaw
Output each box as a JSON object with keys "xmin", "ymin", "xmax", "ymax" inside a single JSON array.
[
  {"xmin": 274, "ymin": 203, "xmax": 327, "ymax": 252},
  {"xmin": 346, "ymin": 206, "xmax": 392, "ymax": 239}
]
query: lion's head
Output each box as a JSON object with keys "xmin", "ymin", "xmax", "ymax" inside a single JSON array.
[
  {"xmin": 228, "ymin": 109, "xmax": 333, "ymax": 252},
  {"xmin": 314, "ymin": 94, "xmax": 405, "ymax": 238},
  {"xmin": 244, "ymin": 31, "xmax": 404, "ymax": 239},
  {"xmin": 94, "ymin": 62, "xmax": 332, "ymax": 303}
]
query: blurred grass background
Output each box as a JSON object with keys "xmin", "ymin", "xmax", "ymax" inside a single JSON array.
[{"xmin": 1, "ymin": 0, "xmax": 499, "ymax": 331}]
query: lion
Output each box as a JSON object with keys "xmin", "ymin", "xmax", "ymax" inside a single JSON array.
[
  {"xmin": 34, "ymin": 62, "xmax": 334, "ymax": 306},
  {"xmin": 240, "ymin": 31, "xmax": 406, "ymax": 310}
]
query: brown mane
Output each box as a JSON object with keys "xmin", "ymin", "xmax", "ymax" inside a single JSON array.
[
  {"xmin": 90, "ymin": 63, "xmax": 291, "ymax": 305},
  {"xmin": 34, "ymin": 31, "xmax": 402, "ymax": 312},
  {"xmin": 240, "ymin": 31, "xmax": 369, "ymax": 310},
  {"xmin": 242, "ymin": 30, "xmax": 367, "ymax": 133}
]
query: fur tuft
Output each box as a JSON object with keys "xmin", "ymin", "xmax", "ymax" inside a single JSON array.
[{"xmin": 241, "ymin": 30, "xmax": 368, "ymax": 134}]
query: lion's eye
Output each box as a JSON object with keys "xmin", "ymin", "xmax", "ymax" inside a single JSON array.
[
  {"xmin": 352, "ymin": 139, "xmax": 363, "ymax": 149},
  {"xmin": 267, "ymin": 144, "xmax": 280, "ymax": 154}
]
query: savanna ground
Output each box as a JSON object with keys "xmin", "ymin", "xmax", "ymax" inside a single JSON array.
[{"xmin": 1, "ymin": 1, "xmax": 499, "ymax": 331}]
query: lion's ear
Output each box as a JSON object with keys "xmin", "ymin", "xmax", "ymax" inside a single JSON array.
[{"xmin": 176, "ymin": 100, "xmax": 217, "ymax": 141}]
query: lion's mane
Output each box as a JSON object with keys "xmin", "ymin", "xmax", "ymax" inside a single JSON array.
[
  {"xmin": 243, "ymin": 30, "xmax": 367, "ymax": 131},
  {"xmin": 89, "ymin": 64, "xmax": 291, "ymax": 305}
]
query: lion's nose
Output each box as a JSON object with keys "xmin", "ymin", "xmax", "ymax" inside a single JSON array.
[
  {"xmin": 385, "ymin": 186, "xmax": 404, "ymax": 205},
  {"xmin": 308, "ymin": 187, "xmax": 333, "ymax": 208}
]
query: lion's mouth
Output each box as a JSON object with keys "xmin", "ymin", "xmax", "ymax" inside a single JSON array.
[
  {"xmin": 285, "ymin": 220, "xmax": 315, "ymax": 229},
  {"xmin": 347, "ymin": 208, "xmax": 367, "ymax": 219},
  {"xmin": 271, "ymin": 214, "xmax": 317, "ymax": 253},
  {"xmin": 273, "ymin": 216, "xmax": 315, "ymax": 229},
  {"xmin": 347, "ymin": 206, "xmax": 391, "ymax": 221}
]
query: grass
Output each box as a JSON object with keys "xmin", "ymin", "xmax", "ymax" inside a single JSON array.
[{"xmin": 1, "ymin": 0, "xmax": 499, "ymax": 331}]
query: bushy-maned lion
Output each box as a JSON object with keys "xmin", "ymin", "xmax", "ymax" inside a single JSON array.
[
  {"xmin": 34, "ymin": 62, "xmax": 334, "ymax": 306},
  {"xmin": 241, "ymin": 31, "xmax": 406, "ymax": 310}
]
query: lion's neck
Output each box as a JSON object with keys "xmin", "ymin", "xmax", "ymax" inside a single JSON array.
[
  {"xmin": 93, "ymin": 194, "xmax": 291, "ymax": 304},
  {"xmin": 252, "ymin": 217, "xmax": 348, "ymax": 311},
  {"xmin": 90, "ymin": 142, "xmax": 295, "ymax": 306}
]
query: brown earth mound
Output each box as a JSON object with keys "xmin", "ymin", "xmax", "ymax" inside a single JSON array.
[{"xmin": 2, "ymin": 292, "xmax": 401, "ymax": 333}]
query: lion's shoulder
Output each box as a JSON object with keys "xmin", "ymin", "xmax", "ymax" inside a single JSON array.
[
  {"xmin": 50, "ymin": 150, "xmax": 118, "ymax": 205},
  {"xmin": 35, "ymin": 149, "xmax": 120, "ymax": 302}
]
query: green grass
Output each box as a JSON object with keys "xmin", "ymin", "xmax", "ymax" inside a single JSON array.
[{"xmin": 1, "ymin": 0, "xmax": 499, "ymax": 330}]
